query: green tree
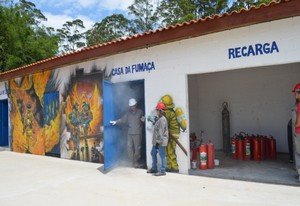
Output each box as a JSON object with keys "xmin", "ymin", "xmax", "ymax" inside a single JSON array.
[
  {"xmin": 0, "ymin": 0, "xmax": 59, "ymax": 72},
  {"xmin": 194, "ymin": 0, "xmax": 229, "ymax": 18},
  {"xmin": 56, "ymin": 19, "xmax": 86, "ymax": 54},
  {"xmin": 157, "ymin": 0, "xmax": 196, "ymax": 27},
  {"xmin": 86, "ymin": 14, "xmax": 133, "ymax": 46},
  {"xmin": 228, "ymin": 0, "xmax": 273, "ymax": 12},
  {"xmin": 128, "ymin": 0, "xmax": 159, "ymax": 33}
]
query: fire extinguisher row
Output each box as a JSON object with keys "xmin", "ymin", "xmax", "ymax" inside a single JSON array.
[{"xmin": 231, "ymin": 132, "xmax": 277, "ymax": 161}]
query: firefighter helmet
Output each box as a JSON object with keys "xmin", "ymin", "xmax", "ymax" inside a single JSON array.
[
  {"xmin": 292, "ymin": 83, "xmax": 300, "ymax": 92},
  {"xmin": 161, "ymin": 95, "xmax": 175, "ymax": 109}
]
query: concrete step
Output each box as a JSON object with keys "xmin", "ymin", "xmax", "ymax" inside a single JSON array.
[{"xmin": 0, "ymin": 147, "xmax": 10, "ymax": 151}]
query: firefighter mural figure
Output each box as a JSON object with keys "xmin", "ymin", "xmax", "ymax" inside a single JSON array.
[
  {"xmin": 80, "ymin": 101, "xmax": 93, "ymax": 137},
  {"xmin": 160, "ymin": 95, "xmax": 187, "ymax": 173},
  {"xmin": 69, "ymin": 103, "xmax": 81, "ymax": 160},
  {"xmin": 23, "ymin": 103, "xmax": 34, "ymax": 153},
  {"xmin": 292, "ymin": 83, "xmax": 300, "ymax": 180}
]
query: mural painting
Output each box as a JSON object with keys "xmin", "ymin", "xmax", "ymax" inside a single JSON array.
[
  {"xmin": 63, "ymin": 70, "xmax": 103, "ymax": 163},
  {"xmin": 147, "ymin": 94, "xmax": 187, "ymax": 172},
  {"xmin": 7, "ymin": 71, "xmax": 61, "ymax": 155},
  {"xmin": 160, "ymin": 95, "xmax": 187, "ymax": 172},
  {"xmin": 44, "ymin": 92, "xmax": 60, "ymax": 155}
]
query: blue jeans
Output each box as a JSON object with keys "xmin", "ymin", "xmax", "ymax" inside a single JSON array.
[{"xmin": 151, "ymin": 145, "xmax": 166, "ymax": 173}]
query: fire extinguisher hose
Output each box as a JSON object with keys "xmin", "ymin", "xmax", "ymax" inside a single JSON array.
[{"xmin": 170, "ymin": 134, "xmax": 188, "ymax": 156}]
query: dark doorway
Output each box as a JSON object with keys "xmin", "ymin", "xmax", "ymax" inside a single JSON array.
[
  {"xmin": 103, "ymin": 79, "xmax": 145, "ymax": 172},
  {"xmin": 0, "ymin": 99, "xmax": 9, "ymax": 147}
]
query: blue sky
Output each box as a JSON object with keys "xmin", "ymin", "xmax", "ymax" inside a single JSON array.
[{"xmin": 30, "ymin": 0, "xmax": 135, "ymax": 32}]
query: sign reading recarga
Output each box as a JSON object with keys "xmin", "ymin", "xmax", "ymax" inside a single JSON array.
[{"xmin": 228, "ymin": 41, "xmax": 279, "ymax": 59}]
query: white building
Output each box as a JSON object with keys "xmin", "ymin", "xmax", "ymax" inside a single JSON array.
[{"xmin": 0, "ymin": 0, "xmax": 299, "ymax": 176}]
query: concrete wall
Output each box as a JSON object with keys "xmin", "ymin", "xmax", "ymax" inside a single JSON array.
[{"xmin": 188, "ymin": 63, "xmax": 300, "ymax": 152}]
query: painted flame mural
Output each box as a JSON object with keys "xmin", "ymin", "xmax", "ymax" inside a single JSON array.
[
  {"xmin": 9, "ymin": 71, "xmax": 53, "ymax": 155},
  {"xmin": 64, "ymin": 71, "xmax": 103, "ymax": 163}
]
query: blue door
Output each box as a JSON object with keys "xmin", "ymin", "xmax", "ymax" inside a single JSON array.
[
  {"xmin": 103, "ymin": 80, "xmax": 123, "ymax": 172},
  {"xmin": 0, "ymin": 99, "xmax": 8, "ymax": 146},
  {"xmin": 43, "ymin": 92, "xmax": 60, "ymax": 157}
]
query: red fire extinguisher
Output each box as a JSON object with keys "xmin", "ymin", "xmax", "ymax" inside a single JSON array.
[
  {"xmin": 260, "ymin": 136, "xmax": 267, "ymax": 160},
  {"xmin": 191, "ymin": 148, "xmax": 198, "ymax": 161},
  {"xmin": 253, "ymin": 137, "xmax": 261, "ymax": 161},
  {"xmin": 199, "ymin": 143, "xmax": 208, "ymax": 170},
  {"xmin": 231, "ymin": 136, "xmax": 237, "ymax": 159},
  {"xmin": 244, "ymin": 136, "xmax": 251, "ymax": 160},
  {"xmin": 236, "ymin": 138, "xmax": 244, "ymax": 160},
  {"xmin": 269, "ymin": 136, "xmax": 276, "ymax": 160},
  {"xmin": 207, "ymin": 141, "xmax": 215, "ymax": 169}
]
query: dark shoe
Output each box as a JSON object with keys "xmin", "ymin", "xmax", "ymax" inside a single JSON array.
[
  {"xmin": 147, "ymin": 169, "xmax": 157, "ymax": 174},
  {"xmin": 154, "ymin": 171, "xmax": 166, "ymax": 176}
]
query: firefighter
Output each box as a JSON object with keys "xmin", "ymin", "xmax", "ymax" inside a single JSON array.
[
  {"xmin": 23, "ymin": 103, "xmax": 34, "ymax": 153},
  {"xmin": 161, "ymin": 95, "xmax": 181, "ymax": 173},
  {"xmin": 80, "ymin": 101, "xmax": 93, "ymax": 137},
  {"xmin": 292, "ymin": 83, "xmax": 300, "ymax": 180},
  {"xmin": 147, "ymin": 102, "xmax": 168, "ymax": 176},
  {"xmin": 110, "ymin": 98, "xmax": 145, "ymax": 168},
  {"xmin": 69, "ymin": 103, "xmax": 80, "ymax": 160}
]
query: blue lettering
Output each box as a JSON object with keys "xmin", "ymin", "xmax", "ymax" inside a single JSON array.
[
  {"xmin": 113, "ymin": 61, "xmax": 156, "ymax": 75},
  {"xmin": 235, "ymin": 47, "xmax": 241, "ymax": 58},
  {"xmin": 263, "ymin": 43, "xmax": 270, "ymax": 54},
  {"xmin": 228, "ymin": 48, "xmax": 235, "ymax": 59},
  {"xmin": 125, "ymin": 66, "xmax": 131, "ymax": 74},
  {"xmin": 151, "ymin": 62, "xmax": 155, "ymax": 70},
  {"xmin": 136, "ymin": 63, "xmax": 145, "ymax": 72},
  {"xmin": 147, "ymin": 62, "xmax": 154, "ymax": 72},
  {"xmin": 255, "ymin": 44, "xmax": 263, "ymax": 55},
  {"xmin": 271, "ymin": 41, "xmax": 279, "ymax": 53},
  {"xmin": 248, "ymin": 45, "xmax": 255, "ymax": 56},
  {"xmin": 241, "ymin": 46, "xmax": 248, "ymax": 57},
  {"xmin": 111, "ymin": 67, "xmax": 124, "ymax": 76},
  {"xmin": 131, "ymin": 64, "xmax": 137, "ymax": 73},
  {"xmin": 229, "ymin": 41, "xmax": 279, "ymax": 59}
]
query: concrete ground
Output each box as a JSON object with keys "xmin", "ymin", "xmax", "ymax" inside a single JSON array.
[
  {"xmin": 0, "ymin": 151, "xmax": 299, "ymax": 206},
  {"xmin": 189, "ymin": 151, "xmax": 300, "ymax": 186}
]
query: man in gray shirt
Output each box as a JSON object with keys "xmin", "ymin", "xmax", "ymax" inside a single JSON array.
[{"xmin": 110, "ymin": 98, "xmax": 145, "ymax": 168}]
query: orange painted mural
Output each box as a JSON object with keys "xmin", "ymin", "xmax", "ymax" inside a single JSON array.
[
  {"xmin": 8, "ymin": 71, "xmax": 53, "ymax": 155},
  {"xmin": 7, "ymin": 68, "xmax": 104, "ymax": 163}
]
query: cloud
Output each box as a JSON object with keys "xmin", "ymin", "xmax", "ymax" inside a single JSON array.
[
  {"xmin": 77, "ymin": 0, "xmax": 98, "ymax": 8},
  {"xmin": 42, "ymin": 12, "xmax": 95, "ymax": 32},
  {"xmin": 99, "ymin": 0, "xmax": 134, "ymax": 11}
]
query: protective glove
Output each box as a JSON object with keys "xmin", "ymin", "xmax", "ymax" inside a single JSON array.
[
  {"xmin": 147, "ymin": 115, "xmax": 158, "ymax": 125},
  {"xmin": 110, "ymin": 121, "xmax": 116, "ymax": 125},
  {"xmin": 155, "ymin": 142, "xmax": 159, "ymax": 149},
  {"xmin": 147, "ymin": 115, "xmax": 155, "ymax": 124},
  {"xmin": 140, "ymin": 116, "xmax": 145, "ymax": 122}
]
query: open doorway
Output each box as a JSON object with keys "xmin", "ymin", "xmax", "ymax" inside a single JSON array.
[
  {"xmin": 103, "ymin": 79, "xmax": 145, "ymax": 171},
  {"xmin": 187, "ymin": 63, "xmax": 300, "ymax": 185},
  {"xmin": 0, "ymin": 99, "xmax": 9, "ymax": 147}
]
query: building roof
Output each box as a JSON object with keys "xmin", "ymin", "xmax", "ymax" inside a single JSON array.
[{"xmin": 0, "ymin": 0, "xmax": 299, "ymax": 81}]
